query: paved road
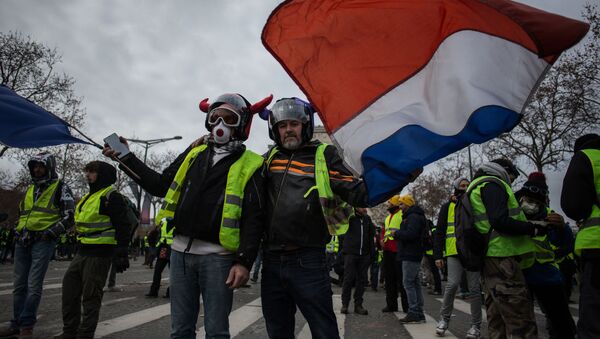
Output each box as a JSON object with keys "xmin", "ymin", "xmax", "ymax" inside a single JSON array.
[{"xmin": 0, "ymin": 260, "xmax": 578, "ymax": 338}]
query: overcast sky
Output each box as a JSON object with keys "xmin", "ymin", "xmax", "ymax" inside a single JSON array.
[{"xmin": 0, "ymin": 0, "xmax": 593, "ymax": 213}]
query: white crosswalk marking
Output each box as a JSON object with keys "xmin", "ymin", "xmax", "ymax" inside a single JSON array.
[
  {"xmin": 394, "ymin": 312, "xmax": 457, "ymax": 338},
  {"xmin": 94, "ymin": 303, "xmax": 171, "ymax": 338},
  {"xmin": 0, "ymin": 283, "xmax": 62, "ymax": 296},
  {"xmin": 102, "ymin": 296, "xmax": 136, "ymax": 306},
  {"xmin": 297, "ymin": 294, "xmax": 346, "ymax": 339},
  {"xmin": 436, "ymin": 297, "xmax": 488, "ymax": 322},
  {"xmin": 195, "ymin": 298, "xmax": 263, "ymax": 338}
]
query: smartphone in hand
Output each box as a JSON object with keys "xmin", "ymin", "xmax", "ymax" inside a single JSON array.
[{"xmin": 103, "ymin": 133, "xmax": 130, "ymax": 159}]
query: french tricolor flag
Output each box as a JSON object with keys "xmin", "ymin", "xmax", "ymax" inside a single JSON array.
[{"xmin": 262, "ymin": 0, "xmax": 589, "ymax": 205}]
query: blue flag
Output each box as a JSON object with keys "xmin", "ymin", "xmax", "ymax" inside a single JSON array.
[{"xmin": 0, "ymin": 84, "xmax": 90, "ymax": 148}]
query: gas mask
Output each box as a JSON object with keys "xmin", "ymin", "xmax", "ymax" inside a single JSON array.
[
  {"xmin": 521, "ymin": 201, "xmax": 540, "ymax": 216},
  {"xmin": 212, "ymin": 121, "xmax": 233, "ymax": 144}
]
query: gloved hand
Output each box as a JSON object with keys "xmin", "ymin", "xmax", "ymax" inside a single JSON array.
[
  {"xmin": 41, "ymin": 222, "xmax": 65, "ymax": 241},
  {"xmin": 113, "ymin": 247, "xmax": 130, "ymax": 273}
]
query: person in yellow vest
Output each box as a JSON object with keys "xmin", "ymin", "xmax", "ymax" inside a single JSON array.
[
  {"xmin": 433, "ymin": 177, "xmax": 482, "ymax": 338},
  {"xmin": 0, "ymin": 153, "xmax": 74, "ymax": 339},
  {"xmin": 261, "ymin": 98, "xmax": 380, "ymax": 339},
  {"xmin": 381, "ymin": 195, "xmax": 409, "ymax": 313},
  {"xmin": 103, "ymin": 93, "xmax": 270, "ymax": 338},
  {"xmin": 53, "ymin": 161, "xmax": 131, "ymax": 339},
  {"xmin": 516, "ymin": 172, "xmax": 576, "ymax": 339},
  {"xmin": 469, "ymin": 160, "xmax": 539, "ymax": 339},
  {"xmin": 146, "ymin": 218, "xmax": 173, "ymax": 298},
  {"xmin": 561, "ymin": 133, "xmax": 600, "ymax": 339}
]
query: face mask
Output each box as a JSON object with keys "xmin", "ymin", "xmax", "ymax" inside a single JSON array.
[
  {"xmin": 454, "ymin": 189, "xmax": 466, "ymax": 197},
  {"xmin": 521, "ymin": 201, "xmax": 540, "ymax": 215},
  {"xmin": 212, "ymin": 121, "xmax": 233, "ymax": 144}
]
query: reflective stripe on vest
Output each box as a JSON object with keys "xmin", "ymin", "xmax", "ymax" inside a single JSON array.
[
  {"xmin": 17, "ymin": 181, "xmax": 61, "ymax": 232},
  {"xmin": 75, "ymin": 185, "xmax": 117, "ymax": 245},
  {"xmin": 156, "ymin": 145, "xmax": 264, "ymax": 251},
  {"xmin": 575, "ymin": 149, "xmax": 600, "ymax": 255},
  {"xmin": 158, "ymin": 218, "xmax": 173, "ymax": 246},
  {"xmin": 383, "ymin": 211, "xmax": 402, "ymax": 242},
  {"xmin": 266, "ymin": 143, "xmax": 352, "ymax": 236},
  {"xmin": 445, "ymin": 202, "xmax": 457, "ymax": 257},
  {"xmin": 426, "ymin": 224, "xmax": 436, "ymax": 255},
  {"xmin": 468, "ymin": 176, "xmax": 535, "ymax": 268}
]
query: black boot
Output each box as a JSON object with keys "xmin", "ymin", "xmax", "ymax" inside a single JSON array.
[
  {"xmin": 340, "ymin": 305, "xmax": 349, "ymax": 314},
  {"xmin": 354, "ymin": 304, "xmax": 368, "ymax": 315}
]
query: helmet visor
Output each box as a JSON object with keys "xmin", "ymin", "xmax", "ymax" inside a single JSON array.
[
  {"xmin": 208, "ymin": 107, "xmax": 241, "ymax": 127},
  {"xmin": 270, "ymin": 100, "xmax": 309, "ymax": 127}
]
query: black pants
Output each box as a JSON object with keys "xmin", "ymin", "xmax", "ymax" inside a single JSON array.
[
  {"xmin": 383, "ymin": 250, "xmax": 408, "ymax": 312},
  {"xmin": 425, "ymin": 255, "xmax": 442, "ymax": 292},
  {"xmin": 578, "ymin": 259, "xmax": 600, "ymax": 339},
  {"xmin": 529, "ymin": 283, "xmax": 576, "ymax": 339},
  {"xmin": 106, "ymin": 263, "xmax": 117, "ymax": 288},
  {"xmin": 149, "ymin": 246, "xmax": 170, "ymax": 294},
  {"xmin": 370, "ymin": 257, "xmax": 380, "ymax": 288},
  {"xmin": 62, "ymin": 255, "xmax": 111, "ymax": 339},
  {"xmin": 341, "ymin": 254, "xmax": 371, "ymax": 306}
]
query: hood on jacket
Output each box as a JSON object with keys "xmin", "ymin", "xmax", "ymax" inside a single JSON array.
[
  {"xmin": 84, "ymin": 161, "xmax": 117, "ymax": 193},
  {"xmin": 27, "ymin": 152, "xmax": 58, "ymax": 185},
  {"xmin": 403, "ymin": 205, "xmax": 425, "ymax": 217}
]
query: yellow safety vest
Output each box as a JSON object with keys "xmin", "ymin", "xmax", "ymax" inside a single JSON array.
[
  {"xmin": 156, "ymin": 145, "xmax": 263, "ymax": 251},
  {"xmin": 445, "ymin": 202, "xmax": 457, "ymax": 257},
  {"xmin": 469, "ymin": 176, "xmax": 535, "ymax": 269},
  {"xmin": 17, "ymin": 181, "xmax": 61, "ymax": 232},
  {"xmin": 266, "ymin": 143, "xmax": 352, "ymax": 236},
  {"xmin": 383, "ymin": 211, "xmax": 402, "ymax": 242},
  {"xmin": 530, "ymin": 208, "xmax": 558, "ymax": 267},
  {"xmin": 326, "ymin": 235, "xmax": 339, "ymax": 253},
  {"xmin": 575, "ymin": 149, "xmax": 600, "ymax": 255},
  {"xmin": 75, "ymin": 185, "xmax": 117, "ymax": 245},
  {"xmin": 157, "ymin": 218, "xmax": 173, "ymax": 246}
]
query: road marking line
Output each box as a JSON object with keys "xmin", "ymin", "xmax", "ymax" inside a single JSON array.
[
  {"xmin": 196, "ymin": 298, "xmax": 262, "ymax": 338},
  {"xmin": 394, "ymin": 312, "xmax": 457, "ymax": 338},
  {"xmin": 94, "ymin": 303, "xmax": 171, "ymax": 338},
  {"xmin": 297, "ymin": 294, "xmax": 345, "ymax": 339},
  {"xmin": 102, "ymin": 296, "xmax": 137, "ymax": 306}
]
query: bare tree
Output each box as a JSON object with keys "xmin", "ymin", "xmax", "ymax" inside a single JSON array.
[
  {"xmin": 486, "ymin": 4, "xmax": 600, "ymax": 172},
  {"xmin": 1, "ymin": 31, "xmax": 92, "ymax": 196}
]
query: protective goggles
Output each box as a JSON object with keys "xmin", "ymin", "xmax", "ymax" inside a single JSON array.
[
  {"xmin": 522, "ymin": 184, "xmax": 547, "ymax": 196},
  {"xmin": 208, "ymin": 107, "xmax": 241, "ymax": 127}
]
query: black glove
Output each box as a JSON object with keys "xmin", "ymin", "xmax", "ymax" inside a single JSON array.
[
  {"xmin": 41, "ymin": 222, "xmax": 65, "ymax": 241},
  {"xmin": 113, "ymin": 247, "xmax": 130, "ymax": 273}
]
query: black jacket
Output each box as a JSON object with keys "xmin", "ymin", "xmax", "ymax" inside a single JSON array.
[
  {"xmin": 394, "ymin": 205, "xmax": 427, "ymax": 262},
  {"xmin": 433, "ymin": 200, "xmax": 452, "ymax": 260},
  {"xmin": 120, "ymin": 144, "xmax": 265, "ymax": 269},
  {"xmin": 341, "ymin": 213, "xmax": 375, "ymax": 256},
  {"xmin": 78, "ymin": 162, "xmax": 131, "ymax": 257},
  {"xmin": 264, "ymin": 141, "xmax": 368, "ymax": 251},
  {"xmin": 561, "ymin": 138, "xmax": 600, "ymax": 260}
]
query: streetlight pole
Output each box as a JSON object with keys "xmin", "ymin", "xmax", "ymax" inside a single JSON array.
[{"xmin": 127, "ymin": 136, "xmax": 182, "ymax": 215}]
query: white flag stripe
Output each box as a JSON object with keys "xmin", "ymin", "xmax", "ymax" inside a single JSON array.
[{"xmin": 333, "ymin": 31, "xmax": 548, "ymax": 174}]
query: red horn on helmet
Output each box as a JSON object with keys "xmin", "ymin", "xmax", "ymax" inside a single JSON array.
[
  {"xmin": 249, "ymin": 94, "xmax": 273, "ymax": 114},
  {"xmin": 199, "ymin": 98, "xmax": 210, "ymax": 113}
]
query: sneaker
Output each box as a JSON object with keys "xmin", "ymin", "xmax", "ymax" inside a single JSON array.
[
  {"xmin": 435, "ymin": 319, "xmax": 449, "ymax": 336},
  {"xmin": 466, "ymin": 326, "xmax": 481, "ymax": 339},
  {"xmin": 0, "ymin": 325, "xmax": 19, "ymax": 337},
  {"xmin": 399, "ymin": 313, "xmax": 426, "ymax": 324},
  {"xmin": 354, "ymin": 305, "xmax": 368, "ymax": 315},
  {"xmin": 340, "ymin": 305, "xmax": 349, "ymax": 314},
  {"xmin": 381, "ymin": 306, "xmax": 398, "ymax": 313}
]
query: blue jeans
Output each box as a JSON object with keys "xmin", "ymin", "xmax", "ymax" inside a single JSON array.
[
  {"xmin": 401, "ymin": 260, "xmax": 424, "ymax": 317},
  {"xmin": 170, "ymin": 250, "xmax": 234, "ymax": 339},
  {"xmin": 261, "ymin": 248, "xmax": 339, "ymax": 339},
  {"xmin": 12, "ymin": 238, "xmax": 56, "ymax": 329}
]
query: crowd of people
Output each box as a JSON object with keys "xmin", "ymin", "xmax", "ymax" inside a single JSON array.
[{"xmin": 0, "ymin": 92, "xmax": 597, "ymax": 339}]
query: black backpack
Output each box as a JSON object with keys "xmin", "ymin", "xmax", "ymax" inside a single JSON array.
[{"xmin": 454, "ymin": 177, "xmax": 500, "ymax": 271}]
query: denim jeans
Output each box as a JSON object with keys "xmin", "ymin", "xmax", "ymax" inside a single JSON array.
[
  {"xmin": 170, "ymin": 250, "xmax": 234, "ymax": 339},
  {"xmin": 11, "ymin": 238, "xmax": 56, "ymax": 329},
  {"xmin": 401, "ymin": 260, "xmax": 424, "ymax": 317},
  {"xmin": 262, "ymin": 248, "xmax": 339, "ymax": 339}
]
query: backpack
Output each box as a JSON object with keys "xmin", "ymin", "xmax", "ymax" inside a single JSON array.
[
  {"xmin": 454, "ymin": 178, "xmax": 495, "ymax": 271},
  {"xmin": 106, "ymin": 190, "xmax": 140, "ymax": 240}
]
